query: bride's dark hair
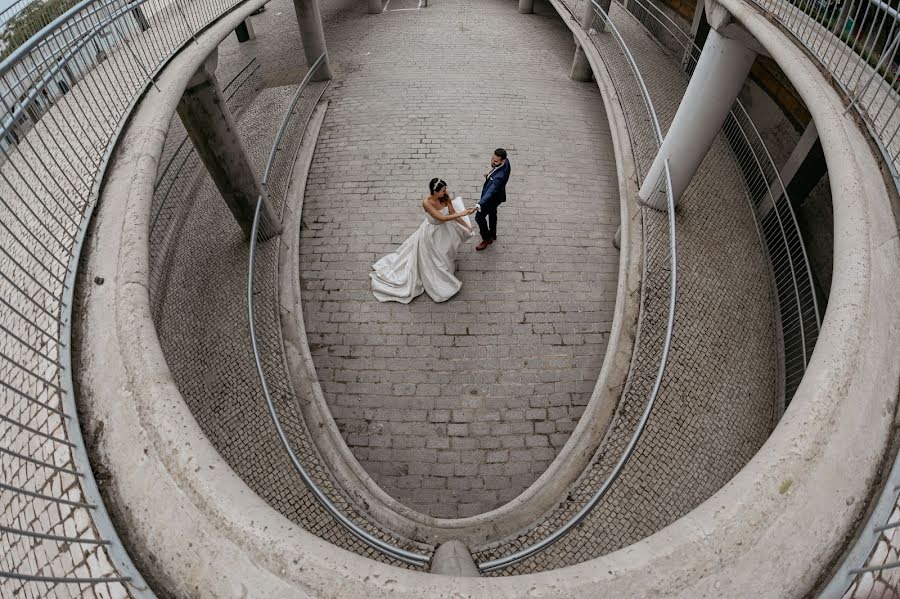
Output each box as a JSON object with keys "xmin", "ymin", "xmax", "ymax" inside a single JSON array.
[{"xmin": 429, "ymin": 178, "xmax": 447, "ymax": 195}]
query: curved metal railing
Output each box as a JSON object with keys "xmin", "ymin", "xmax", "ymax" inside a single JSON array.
[
  {"xmin": 744, "ymin": 0, "xmax": 900, "ymax": 194},
  {"xmin": 246, "ymin": 53, "xmax": 432, "ymax": 569},
  {"xmin": 476, "ymin": 0, "xmax": 677, "ymax": 572},
  {"xmin": 478, "ymin": 163, "xmax": 677, "ymax": 573},
  {"xmin": 622, "ymin": 0, "xmax": 821, "ymax": 407},
  {"xmin": 149, "ymin": 56, "xmax": 260, "ymax": 320},
  {"xmin": 821, "ymin": 448, "xmax": 900, "ymax": 597},
  {"xmin": 0, "ymin": 0, "xmax": 253, "ymax": 593},
  {"xmin": 478, "ymin": 0, "xmax": 822, "ymax": 570}
]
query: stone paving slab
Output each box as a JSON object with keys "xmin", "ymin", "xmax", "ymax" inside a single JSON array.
[{"xmin": 297, "ymin": 0, "xmax": 621, "ymax": 518}]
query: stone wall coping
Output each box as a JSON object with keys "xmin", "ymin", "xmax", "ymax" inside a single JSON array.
[{"xmin": 79, "ymin": 0, "xmax": 899, "ymax": 596}]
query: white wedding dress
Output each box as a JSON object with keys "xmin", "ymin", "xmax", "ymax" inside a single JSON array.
[{"xmin": 371, "ymin": 200, "xmax": 473, "ymax": 303}]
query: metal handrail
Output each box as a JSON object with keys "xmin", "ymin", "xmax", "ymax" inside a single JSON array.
[
  {"xmin": 820, "ymin": 451, "xmax": 900, "ymax": 597},
  {"xmin": 621, "ymin": 0, "xmax": 820, "ymax": 404},
  {"xmin": 0, "ymin": 0, "xmax": 253, "ymax": 591},
  {"xmin": 745, "ymin": 0, "xmax": 900, "ymax": 192},
  {"xmin": 478, "ymin": 159, "xmax": 677, "ymax": 573},
  {"xmin": 246, "ymin": 54, "xmax": 431, "ymax": 569},
  {"xmin": 475, "ymin": 0, "xmax": 675, "ymax": 571},
  {"xmin": 598, "ymin": 0, "xmax": 663, "ymax": 145}
]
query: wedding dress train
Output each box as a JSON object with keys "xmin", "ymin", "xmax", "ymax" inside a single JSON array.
[{"xmin": 371, "ymin": 201, "xmax": 473, "ymax": 303}]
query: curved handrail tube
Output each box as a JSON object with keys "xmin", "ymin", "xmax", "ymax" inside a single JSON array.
[
  {"xmin": 246, "ymin": 53, "xmax": 431, "ymax": 568},
  {"xmin": 0, "ymin": 0, "xmax": 263, "ymax": 591},
  {"xmin": 262, "ymin": 56, "xmax": 328, "ymax": 183},
  {"xmin": 621, "ymin": 0, "xmax": 820, "ymax": 402},
  {"xmin": 477, "ymin": 158, "xmax": 678, "ymax": 571},
  {"xmin": 475, "ymin": 0, "xmax": 675, "ymax": 572},
  {"xmin": 593, "ymin": 0, "xmax": 663, "ymax": 146}
]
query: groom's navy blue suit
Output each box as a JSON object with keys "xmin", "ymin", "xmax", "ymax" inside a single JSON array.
[{"xmin": 476, "ymin": 159, "xmax": 511, "ymax": 242}]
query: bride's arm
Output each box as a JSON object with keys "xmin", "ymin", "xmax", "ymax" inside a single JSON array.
[
  {"xmin": 446, "ymin": 199, "xmax": 472, "ymax": 230},
  {"xmin": 422, "ymin": 198, "xmax": 474, "ymax": 222}
]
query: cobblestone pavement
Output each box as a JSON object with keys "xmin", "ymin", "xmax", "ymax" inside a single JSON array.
[
  {"xmin": 471, "ymin": 0, "xmax": 778, "ymax": 572},
  {"xmin": 297, "ymin": 0, "xmax": 620, "ymax": 518},
  {"xmin": 150, "ymin": 76, "xmax": 431, "ymax": 567}
]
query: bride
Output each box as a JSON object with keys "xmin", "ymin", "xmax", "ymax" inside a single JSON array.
[{"xmin": 371, "ymin": 178, "xmax": 477, "ymax": 303}]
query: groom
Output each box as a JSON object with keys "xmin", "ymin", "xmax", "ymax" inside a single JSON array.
[{"xmin": 475, "ymin": 148, "xmax": 511, "ymax": 251}]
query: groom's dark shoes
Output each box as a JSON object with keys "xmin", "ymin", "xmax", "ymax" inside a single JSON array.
[{"xmin": 476, "ymin": 239, "xmax": 494, "ymax": 251}]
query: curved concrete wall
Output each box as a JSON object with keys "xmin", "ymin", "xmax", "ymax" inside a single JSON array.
[
  {"xmin": 77, "ymin": 0, "xmax": 899, "ymax": 597},
  {"xmin": 274, "ymin": 37, "xmax": 644, "ymax": 548}
]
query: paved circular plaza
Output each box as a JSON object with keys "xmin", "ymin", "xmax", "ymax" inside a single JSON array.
[{"xmin": 297, "ymin": 0, "xmax": 620, "ymax": 517}]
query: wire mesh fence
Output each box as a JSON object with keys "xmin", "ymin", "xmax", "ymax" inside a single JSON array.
[{"xmin": 0, "ymin": 0, "xmax": 255, "ymax": 594}]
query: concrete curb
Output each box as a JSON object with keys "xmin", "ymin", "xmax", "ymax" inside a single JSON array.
[
  {"xmin": 78, "ymin": 0, "xmax": 900, "ymax": 596},
  {"xmin": 276, "ymin": 15, "xmax": 642, "ymax": 548}
]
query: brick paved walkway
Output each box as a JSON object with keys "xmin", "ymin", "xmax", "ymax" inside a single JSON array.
[
  {"xmin": 298, "ymin": 0, "xmax": 620, "ymax": 518},
  {"xmin": 472, "ymin": 0, "xmax": 778, "ymax": 572}
]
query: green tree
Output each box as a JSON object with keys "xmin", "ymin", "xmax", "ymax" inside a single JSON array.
[{"xmin": 0, "ymin": 0, "xmax": 79, "ymax": 60}]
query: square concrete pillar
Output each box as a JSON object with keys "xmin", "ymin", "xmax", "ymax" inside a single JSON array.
[
  {"xmin": 176, "ymin": 50, "xmax": 282, "ymax": 241},
  {"xmin": 234, "ymin": 19, "xmax": 255, "ymax": 43}
]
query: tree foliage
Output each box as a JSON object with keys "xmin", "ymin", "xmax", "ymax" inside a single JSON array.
[{"xmin": 0, "ymin": 0, "xmax": 79, "ymax": 60}]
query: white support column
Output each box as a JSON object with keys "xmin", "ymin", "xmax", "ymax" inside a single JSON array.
[
  {"xmin": 292, "ymin": 0, "xmax": 333, "ymax": 79},
  {"xmin": 638, "ymin": 25, "xmax": 757, "ymax": 209},
  {"xmin": 519, "ymin": 0, "xmax": 534, "ymax": 14}
]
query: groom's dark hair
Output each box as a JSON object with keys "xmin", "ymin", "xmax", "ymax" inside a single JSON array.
[
  {"xmin": 429, "ymin": 178, "xmax": 447, "ymax": 194},
  {"xmin": 494, "ymin": 148, "xmax": 507, "ymax": 159}
]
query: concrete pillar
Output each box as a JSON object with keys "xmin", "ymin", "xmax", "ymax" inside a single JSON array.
[
  {"xmin": 234, "ymin": 18, "xmax": 255, "ymax": 43},
  {"xmin": 758, "ymin": 123, "xmax": 819, "ymax": 215},
  {"xmin": 690, "ymin": 0, "xmax": 706, "ymax": 38},
  {"xmin": 638, "ymin": 26, "xmax": 757, "ymax": 209},
  {"xmin": 176, "ymin": 51, "xmax": 281, "ymax": 241},
  {"xmin": 570, "ymin": 45, "xmax": 593, "ymax": 81},
  {"xmin": 519, "ymin": 0, "xmax": 534, "ymax": 14},
  {"xmin": 430, "ymin": 541, "xmax": 480, "ymax": 577},
  {"xmin": 570, "ymin": 0, "xmax": 606, "ymax": 81},
  {"xmin": 779, "ymin": 121, "xmax": 818, "ymax": 190},
  {"xmin": 368, "ymin": 0, "xmax": 382, "ymax": 14},
  {"xmin": 292, "ymin": 0, "xmax": 333, "ymax": 80}
]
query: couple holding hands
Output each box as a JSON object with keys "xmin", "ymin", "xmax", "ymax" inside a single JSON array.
[{"xmin": 371, "ymin": 148, "xmax": 511, "ymax": 304}]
